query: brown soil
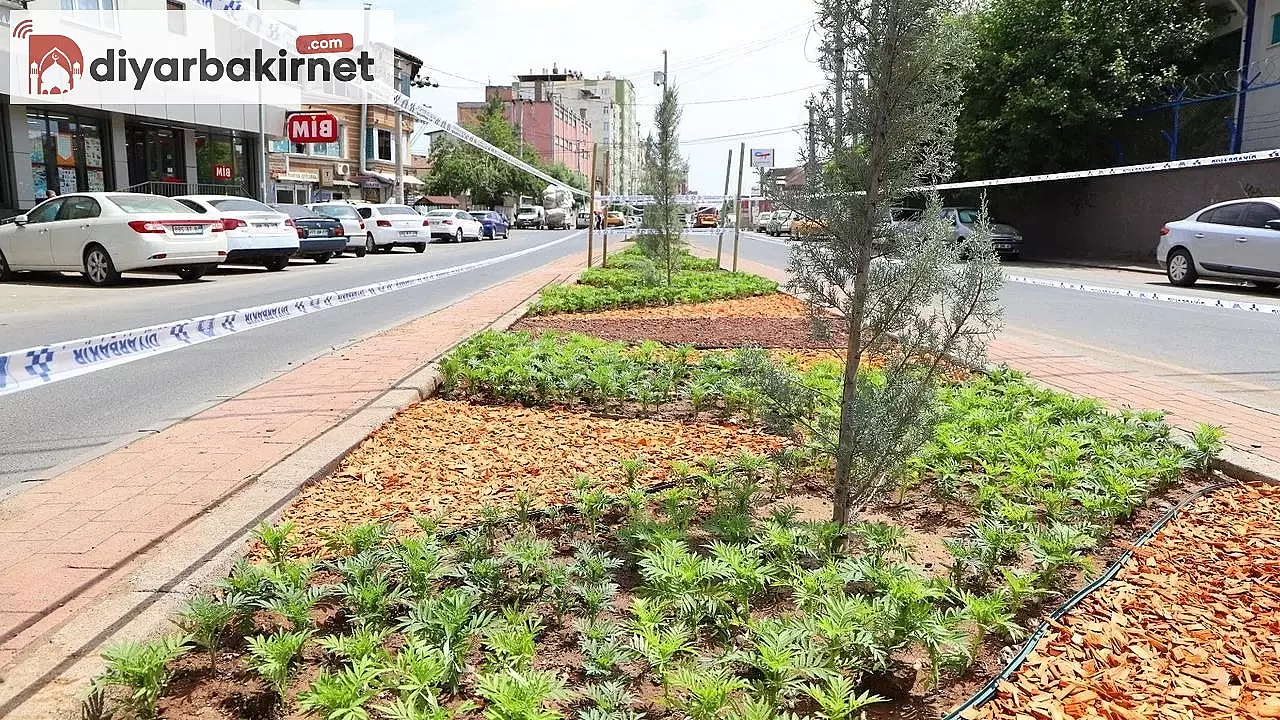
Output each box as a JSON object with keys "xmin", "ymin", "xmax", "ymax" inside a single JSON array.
[
  {"xmin": 509, "ymin": 316, "xmax": 846, "ymax": 349},
  {"xmin": 964, "ymin": 481, "xmax": 1280, "ymax": 720},
  {"xmin": 270, "ymin": 399, "xmax": 786, "ymax": 558}
]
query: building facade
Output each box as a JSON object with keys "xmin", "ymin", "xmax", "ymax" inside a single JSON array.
[
  {"xmin": 458, "ymin": 83, "xmax": 593, "ymax": 180},
  {"xmin": 265, "ymin": 48, "xmax": 423, "ymax": 204},
  {"xmin": 0, "ymin": 0, "xmax": 299, "ymax": 213}
]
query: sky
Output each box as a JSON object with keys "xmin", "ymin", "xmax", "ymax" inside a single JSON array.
[{"xmin": 307, "ymin": 0, "xmax": 825, "ymax": 194}]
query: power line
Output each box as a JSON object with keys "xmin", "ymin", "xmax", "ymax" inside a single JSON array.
[
  {"xmin": 422, "ymin": 64, "xmax": 485, "ymax": 86},
  {"xmin": 634, "ymin": 84, "xmax": 821, "ymax": 107},
  {"xmin": 680, "ymin": 124, "xmax": 805, "ymax": 145}
]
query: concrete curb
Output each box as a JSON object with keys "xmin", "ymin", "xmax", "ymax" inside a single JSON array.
[
  {"xmin": 0, "ymin": 265, "xmax": 585, "ymax": 720},
  {"xmin": 1023, "ymin": 257, "xmax": 1164, "ymax": 276}
]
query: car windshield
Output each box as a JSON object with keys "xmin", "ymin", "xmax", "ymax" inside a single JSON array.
[
  {"xmin": 311, "ymin": 205, "xmax": 358, "ymax": 220},
  {"xmin": 517, "ymin": 207, "xmax": 538, "ymax": 214},
  {"xmin": 272, "ymin": 204, "xmax": 315, "ymax": 218},
  {"xmin": 955, "ymin": 209, "xmax": 999, "ymax": 225},
  {"xmin": 378, "ymin": 206, "xmax": 417, "ymax": 216},
  {"xmin": 209, "ymin": 198, "xmax": 275, "ymax": 213},
  {"xmin": 107, "ymin": 194, "xmax": 195, "ymax": 215}
]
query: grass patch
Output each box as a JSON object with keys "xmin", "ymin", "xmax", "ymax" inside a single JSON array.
[{"xmin": 528, "ymin": 247, "xmax": 777, "ymax": 316}]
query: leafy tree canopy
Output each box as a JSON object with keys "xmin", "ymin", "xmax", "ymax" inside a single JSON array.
[{"xmin": 955, "ymin": 0, "xmax": 1213, "ymax": 179}]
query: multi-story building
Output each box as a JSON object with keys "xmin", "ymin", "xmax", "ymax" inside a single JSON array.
[
  {"xmin": 458, "ymin": 82, "xmax": 593, "ymax": 181},
  {"xmin": 510, "ymin": 68, "xmax": 642, "ymax": 195},
  {"xmin": 266, "ymin": 47, "xmax": 422, "ymax": 204}
]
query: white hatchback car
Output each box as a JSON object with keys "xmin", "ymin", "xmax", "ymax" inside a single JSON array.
[
  {"xmin": 175, "ymin": 195, "xmax": 298, "ymax": 271},
  {"xmin": 354, "ymin": 203, "xmax": 428, "ymax": 253},
  {"xmin": 423, "ymin": 209, "xmax": 484, "ymax": 243},
  {"xmin": 0, "ymin": 192, "xmax": 227, "ymax": 286},
  {"xmin": 1159, "ymin": 197, "xmax": 1280, "ymax": 288},
  {"xmin": 306, "ymin": 202, "xmax": 368, "ymax": 257}
]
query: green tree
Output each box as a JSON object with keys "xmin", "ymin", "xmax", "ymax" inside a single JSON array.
[
  {"xmin": 761, "ymin": 0, "xmax": 1004, "ymax": 530},
  {"xmin": 955, "ymin": 0, "xmax": 1213, "ymax": 179},
  {"xmin": 639, "ymin": 87, "xmax": 686, "ymax": 285},
  {"xmin": 424, "ymin": 98, "xmax": 543, "ymax": 206}
]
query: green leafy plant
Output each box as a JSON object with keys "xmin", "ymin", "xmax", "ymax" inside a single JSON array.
[
  {"xmin": 245, "ymin": 629, "xmax": 310, "ymax": 701},
  {"xmin": 386, "ymin": 638, "xmax": 454, "ymax": 705},
  {"xmin": 376, "ymin": 695, "xmax": 479, "ymax": 720},
  {"xmin": 1187, "ymin": 423, "xmax": 1225, "ymax": 476},
  {"xmin": 740, "ymin": 617, "xmax": 834, "ymax": 705},
  {"xmin": 953, "ymin": 589, "xmax": 1024, "ymax": 657},
  {"xmin": 172, "ymin": 593, "xmax": 248, "ymax": 672},
  {"xmin": 475, "ymin": 668, "xmax": 574, "ymax": 720},
  {"xmin": 666, "ymin": 664, "xmax": 750, "ymax": 720},
  {"xmin": 339, "ymin": 573, "xmax": 406, "ymax": 629},
  {"xmin": 580, "ymin": 635, "xmax": 634, "ymax": 678},
  {"xmin": 317, "ymin": 626, "xmax": 391, "ymax": 663},
  {"xmin": 296, "ymin": 656, "xmax": 383, "ymax": 720},
  {"xmin": 255, "ymin": 521, "xmax": 298, "ymax": 566},
  {"xmin": 324, "ymin": 522, "xmax": 391, "ymax": 558},
  {"xmin": 92, "ymin": 636, "xmax": 190, "ymax": 719},
  {"xmin": 259, "ymin": 584, "xmax": 330, "ymax": 631},
  {"xmin": 802, "ymin": 675, "xmax": 885, "ymax": 720},
  {"xmin": 630, "ymin": 623, "xmax": 696, "ymax": 693},
  {"xmin": 484, "ymin": 609, "xmax": 544, "ymax": 671}
]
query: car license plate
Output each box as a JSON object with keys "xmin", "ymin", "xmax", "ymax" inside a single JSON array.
[
  {"xmin": 308, "ymin": 229, "xmax": 328, "ymax": 238},
  {"xmin": 252, "ymin": 222, "xmax": 274, "ymax": 228},
  {"xmin": 399, "ymin": 230, "xmax": 417, "ymax": 237},
  {"xmin": 171, "ymin": 225, "xmax": 204, "ymax": 235},
  {"xmin": 994, "ymin": 242, "xmax": 1011, "ymax": 249}
]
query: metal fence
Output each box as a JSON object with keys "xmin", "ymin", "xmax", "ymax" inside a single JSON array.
[{"xmin": 122, "ymin": 181, "xmax": 250, "ymax": 198}]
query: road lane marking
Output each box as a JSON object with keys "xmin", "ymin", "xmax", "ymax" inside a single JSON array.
[{"xmin": 0, "ymin": 231, "xmax": 584, "ymax": 397}]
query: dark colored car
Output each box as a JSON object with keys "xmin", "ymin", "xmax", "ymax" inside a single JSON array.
[
  {"xmin": 469, "ymin": 210, "xmax": 510, "ymax": 240},
  {"xmin": 271, "ymin": 204, "xmax": 348, "ymax": 263}
]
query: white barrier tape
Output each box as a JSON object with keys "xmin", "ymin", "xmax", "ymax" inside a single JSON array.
[
  {"xmin": 602, "ymin": 228, "xmax": 734, "ymax": 237},
  {"xmin": 1003, "ymin": 274, "xmax": 1280, "ymax": 315},
  {"xmin": 0, "ymin": 233, "xmax": 582, "ymax": 397},
  {"xmin": 177, "ymin": 2, "xmax": 586, "ymax": 197}
]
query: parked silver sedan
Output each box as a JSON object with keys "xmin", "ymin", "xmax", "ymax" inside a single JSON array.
[{"xmin": 1158, "ymin": 197, "xmax": 1280, "ymax": 288}]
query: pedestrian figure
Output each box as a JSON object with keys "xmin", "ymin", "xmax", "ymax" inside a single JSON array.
[{"xmin": 44, "ymin": 190, "xmax": 57, "ymax": 199}]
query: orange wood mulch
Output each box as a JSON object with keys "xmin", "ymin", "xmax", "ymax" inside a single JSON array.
[
  {"xmin": 275, "ymin": 399, "xmax": 785, "ymax": 557},
  {"xmin": 567, "ymin": 292, "xmax": 811, "ymax": 320},
  {"xmin": 963, "ymin": 482, "xmax": 1280, "ymax": 720}
]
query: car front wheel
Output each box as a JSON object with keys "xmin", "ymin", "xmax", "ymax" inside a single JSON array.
[
  {"xmin": 1166, "ymin": 248, "xmax": 1198, "ymax": 287},
  {"xmin": 366, "ymin": 233, "xmax": 377, "ymax": 254},
  {"xmin": 83, "ymin": 245, "xmax": 121, "ymax": 286},
  {"xmin": 455, "ymin": 229, "xmax": 463, "ymax": 243}
]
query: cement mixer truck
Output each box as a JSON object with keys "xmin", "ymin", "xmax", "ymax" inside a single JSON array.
[{"xmin": 542, "ymin": 184, "xmax": 575, "ymax": 231}]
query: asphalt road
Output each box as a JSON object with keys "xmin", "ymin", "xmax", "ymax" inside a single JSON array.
[
  {"xmin": 697, "ymin": 231, "xmax": 1280, "ymax": 415},
  {"xmin": 0, "ymin": 229, "xmax": 585, "ymax": 492}
]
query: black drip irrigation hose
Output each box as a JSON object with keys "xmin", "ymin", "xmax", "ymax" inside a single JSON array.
[{"xmin": 941, "ymin": 477, "xmax": 1269, "ymax": 719}]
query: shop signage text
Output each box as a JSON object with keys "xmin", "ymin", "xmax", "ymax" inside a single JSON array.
[
  {"xmin": 286, "ymin": 111, "xmax": 339, "ymax": 143},
  {"xmin": 212, "ymin": 163, "xmax": 233, "ymax": 180}
]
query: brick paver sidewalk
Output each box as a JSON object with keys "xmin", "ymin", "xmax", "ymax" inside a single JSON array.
[
  {"xmin": 716, "ymin": 249, "xmax": 1280, "ymax": 464},
  {"xmin": 0, "ymin": 252, "xmax": 586, "ymax": 673}
]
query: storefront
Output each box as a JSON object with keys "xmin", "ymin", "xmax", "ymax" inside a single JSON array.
[
  {"xmin": 126, "ymin": 124, "xmax": 185, "ymax": 187},
  {"xmin": 272, "ymin": 171, "xmax": 319, "ymax": 204},
  {"xmin": 27, "ymin": 109, "xmax": 110, "ymax": 200},
  {"xmin": 195, "ymin": 131, "xmax": 256, "ymax": 194}
]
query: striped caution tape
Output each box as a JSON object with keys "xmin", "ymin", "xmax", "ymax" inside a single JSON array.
[
  {"xmin": 0, "ymin": 233, "xmax": 582, "ymax": 397},
  {"xmin": 1003, "ymin": 274, "xmax": 1280, "ymax": 315}
]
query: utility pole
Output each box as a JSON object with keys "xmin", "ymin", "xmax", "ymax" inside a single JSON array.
[
  {"xmin": 602, "ymin": 149, "xmax": 611, "ymax": 266},
  {"xmin": 732, "ymin": 141, "xmax": 744, "ymax": 272},
  {"xmin": 587, "ymin": 143, "xmax": 598, "ymax": 268},
  {"xmin": 662, "ymin": 50, "xmax": 668, "ymax": 93},
  {"xmin": 394, "ymin": 108, "xmax": 404, "ymax": 204}
]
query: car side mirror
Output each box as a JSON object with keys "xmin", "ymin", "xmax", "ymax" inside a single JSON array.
[
  {"xmin": 1266, "ymin": 219, "xmax": 1280, "ymax": 232},
  {"xmin": 13, "ymin": 214, "xmax": 28, "ymax": 226}
]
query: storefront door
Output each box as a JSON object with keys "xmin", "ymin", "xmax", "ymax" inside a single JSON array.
[{"xmin": 126, "ymin": 125, "xmax": 185, "ymax": 188}]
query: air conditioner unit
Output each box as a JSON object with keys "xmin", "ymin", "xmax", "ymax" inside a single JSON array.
[{"xmin": 335, "ymin": 163, "xmax": 350, "ymax": 177}]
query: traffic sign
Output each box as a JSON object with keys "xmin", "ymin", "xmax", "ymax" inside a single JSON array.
[{"xmin": 750, "ymin": 149, "xmax": 775, "ymax": 168}]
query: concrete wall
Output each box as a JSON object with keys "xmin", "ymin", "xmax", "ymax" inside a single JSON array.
[{"xmin": 982, "ymin": 157, "xmax": 1280, "ymax": 263}]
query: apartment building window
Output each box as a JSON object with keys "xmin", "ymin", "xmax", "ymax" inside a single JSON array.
[
  {"xmin": 311, "ymin": 126, "xmax": 343, "ymax": 158},
  {"xmin": 166, "ymin": 0, "xmax": 185, "ymax": 35},
  {"xmin": 269, "ymin": 138, "xmax": 292, "ymax": 153},
  {"xmin": 60, "ymin": 0, "xmax": 118, "ymax": 31},
  {"xmin": 1272, "ymin": 13, "xmax": 1280, "ymax": 45},
  {"xmin": 366, "ymin": 128, "xmax": 394, "ymax": 162}
]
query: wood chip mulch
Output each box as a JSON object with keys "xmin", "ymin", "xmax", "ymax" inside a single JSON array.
[
  {"xmin": 275, "ymin": 399, "xmax": 785, "ymax": 557},
  {"xmin": 510, "ymin": 316, "xmax": 845, "ymax": 349},
  {"xmin": 570, "ymin": 293, "xmax": 811, "ymax": 319},
  {"xmin": 963, "ymin": 482, "xmax": 1280, "ymax": 720}
]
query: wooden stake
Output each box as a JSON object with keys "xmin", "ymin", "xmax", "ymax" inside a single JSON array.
[
  {"xmin": 732, "ymin": 141, "xmax": 745, "ymax": 272},
  {"xmin": 587, "ymin": 143, "xmax": 598, "ymax": 267}
]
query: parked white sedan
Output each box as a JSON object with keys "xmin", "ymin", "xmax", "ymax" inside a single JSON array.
[
  {"xmin": 423, "ymin": 209, "xmax": 484, "ymax": 243},
  {"xmin": 354, "ymin": 203, "xmax": 428, "ymax": 253},
  {"xmin": 1158, "ymin": 197, "xmax": 1280, "ymax": 288},
  {"xmin": 0, "ymin": 192, "xmax": 227, "ymax": 286},
  {"xmin": 175, "ymin": 195, "xmax": 298, "ymax": 271}
]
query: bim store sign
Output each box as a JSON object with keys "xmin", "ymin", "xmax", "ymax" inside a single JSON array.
[{"xmin": 4, "ymin": 9, "xmax": 396, "ymax": 106}]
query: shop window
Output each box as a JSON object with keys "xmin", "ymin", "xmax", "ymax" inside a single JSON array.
[
  {"xmin": 28, "ymin": 111, "xmax": 107, "ymax": 202},
  {"xmin": 126, "ymin": 125, "xmax": 184, "ymax": 187},
  {"xmin": 311, "ymin": 127, "xmax": 343, "ymax": 158},
  {"xmin": 195, "ymin": 131, "xmax": 255, "ymax": 194},
  {"xmin": 61, "ymin": 0, "xmax": 118, "ymax": 31},
  {"xmin": 268, "ymin": 138, "xmax": 292, "ymax": 154}
]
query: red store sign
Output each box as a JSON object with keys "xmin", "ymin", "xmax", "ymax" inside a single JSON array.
[
  {"xmin": 212, "ymin": 164, "xmax": 233, "ymax": 180},
  {"xmin": 286, "ymin": 111, "xmax": 340, "ymax": 144}
]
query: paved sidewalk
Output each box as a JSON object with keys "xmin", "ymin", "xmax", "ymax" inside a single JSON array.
[
  {"xmin": 0, "ymin": 252, "xmax": 586, "ymax": 674},
  {"xmin": 714, "ymin": 250, "xmax": 1280, "ymax": 463}
]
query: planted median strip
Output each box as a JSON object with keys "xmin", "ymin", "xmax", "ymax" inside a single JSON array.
[{"xmin": 81, "ymin": 255, "xmax": 1235, "ymax": 720}]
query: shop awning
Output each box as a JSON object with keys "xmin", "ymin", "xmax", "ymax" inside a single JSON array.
[
  {"xmin": 419, "ymin": 195, "xmax": 460, "ymax": 206},
  {"xmin": 367, "ymin": 170, "xmax": 425, "ymax": 186},
  {"xmin": 275, "ymin": 173, "xmax": 318, "ymax": 183}
]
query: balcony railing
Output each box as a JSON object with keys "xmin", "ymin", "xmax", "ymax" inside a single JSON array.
[{"xmin": 123, "ymin": 181, "xmax": 250, "ymax": 198}]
